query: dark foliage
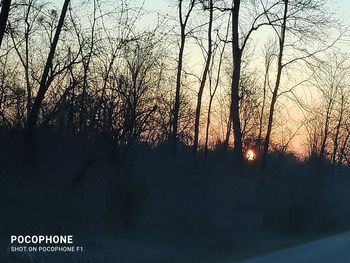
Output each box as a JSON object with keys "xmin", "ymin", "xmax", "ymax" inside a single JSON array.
[{"xmin": 1, "ymin": 131, "xmax": 350, "ymax": 261}]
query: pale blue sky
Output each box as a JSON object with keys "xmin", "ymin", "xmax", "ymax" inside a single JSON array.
[
  {"xmin": 336, "ymin": 0, "xmax": 350, "ymax": 23},
  {"xmin": 57, "ymin": 0, "xmax": 350, "ymax": 18},
  {"xmin": 60, "ymin": 0, "xmax": 350, "ymax": 29}
]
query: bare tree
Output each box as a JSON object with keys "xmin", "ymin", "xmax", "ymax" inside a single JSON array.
[
  {"xmin": 262, "ymin": 0, "xmax": 288, "ymax": 166},
  {"xmin": 338, "ymin": 126, "xmax": 350, "ymax": 165},
  {"xmin": 229, "ymin": 0, "xmax": 244, "ymax": 160},
  {"xmin": 78, "ymin": 0, "xmax": 97, "ymax": 134},
  {"xmin": 8, "ymin": 0, "xmax": 47, "ymax": 122},
  {"xmin": 214, "ymin": 0, "xmax": 281, "ymax": 160},
  {"xmin": 204, "ymin": 16, "xmax": 230, "ymax": 158},
  {"xmin": 193, "ymin": 0, "xmax": 213, "ymax": 154},
  {"xmin": 306, "ymin": 52, "xmax": 350, "ymax": 164},
  {"xmin": 0, "ymin": 0, "xmax": 11, "ymax": 47},
  {"xmin": 26, "ymin": 0, "xmax": 70, "ymax": 138},
  {"xmin": 261, "ymin": 0, "xmax": 341, "ymax": 166},
  {"xmin": 171, "ymin": 0, "xmax": 195, "ymax": 152},
  {"xmin": 332, "ymin": 94, "xmax": 345, "ymax": 166},
  {"xmin": 257, "ymin": 39, "xmax": 275, "ymax": 151}
]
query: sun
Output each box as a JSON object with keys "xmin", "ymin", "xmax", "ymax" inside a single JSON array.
[{"xmin": 245, "ymin": 149, "xmax": 257, "ymax": 161}]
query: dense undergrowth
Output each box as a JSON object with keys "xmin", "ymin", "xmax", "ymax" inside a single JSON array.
[{"xmin": 1, "ymin": 130, "xmax": 350, "ymax": 262}]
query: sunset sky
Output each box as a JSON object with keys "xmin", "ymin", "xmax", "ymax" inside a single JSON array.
[{"xmin": 55, "ymin": 0, "xmax": 350, "ymax": 155}]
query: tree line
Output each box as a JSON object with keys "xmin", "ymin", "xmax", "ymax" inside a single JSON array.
[{"xmin": 0, "ymin": 0, "xmax": 349, "ymax": 165}]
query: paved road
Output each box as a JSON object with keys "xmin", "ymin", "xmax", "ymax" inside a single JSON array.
[{"xmin": 239, "ymin": 231, "xmax": 350, "ymax": 263}]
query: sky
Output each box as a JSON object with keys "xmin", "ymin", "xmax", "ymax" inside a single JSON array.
[
  {"xmin": 336, "ymin": 0, "xmax": 350, "ymax": 23},
  {"xmin": 120, "ymin": 0, "xmax": 350, "ymax": 154},
  {"xmin": 58, "ymin": 0, "xmax": 350, "ymax": 154}
]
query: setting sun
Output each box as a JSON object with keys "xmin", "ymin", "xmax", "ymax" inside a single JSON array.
[{"xmin": 245, "ymin": 149, "xmax": 257, "ymax": 161}]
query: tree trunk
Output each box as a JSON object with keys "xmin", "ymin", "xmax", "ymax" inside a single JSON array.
[
  {"xmin": 171, "ymin": 0, "xmax": 195, "ymax": 153},
  {"xmin": 26, "ymin": 0, "xmax": 70, "ymax": 138},
  {"xmin": 257, "ymin": 71, "xmax": 267, "ymax": 151},
  {"xmin": 0, "ymin": 0, "xmax": 11, "ymax": 48},
  {"xmin": 262, "ymin": 0, "xmax": 288, "ymax": 166},
  {"xmin": 193, "ymin": 0, "xmax": 213, "ymax": 154},
  {"xmin": 319, "ymin": 98, "xmax": 333, "ymax": 161},
  {"xmin": 205, "ymin": 32, "xmax": 227, "ymax": 158},
  {"xmin": 79, "ymin": 0, "xmax": 96, "ymax": 135},
  {"xmin": 231, "ymin": 0, "xmax": 243, "ymax": 161},
  {"xmin": 224, "ymin": 111, "xmax": 232, "ymax": 150},
  {"xmin": 339, "ymin": 129, "xmax": 350, "ymax": 165},
  {"xmin": 332, "ymin": 95, "xmax": 344, "ymax": 166},
  {"xmin": 204, "ymin": 96, "xmax": 213, "ymax": 158},
  {"xmin": 24, "ymin": 1, "xmax": 32, "ymax": 122},
  {"xmin": 171, "ymin": 26, "xmax": 185, "ymax": 150},
  {"xmin": 258, "ymin": 50, "xmax": 272, "ymax": 151}
]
